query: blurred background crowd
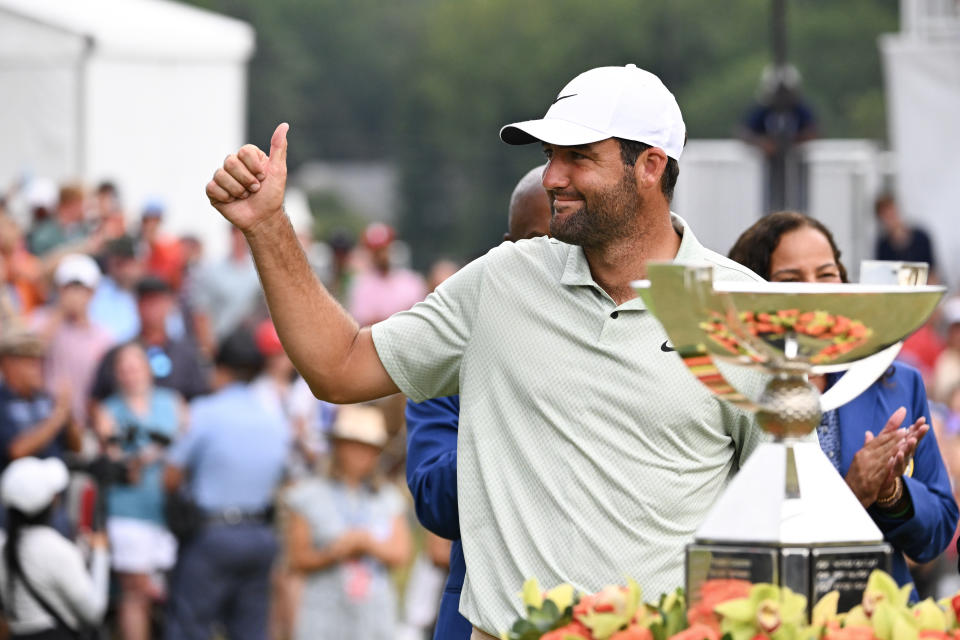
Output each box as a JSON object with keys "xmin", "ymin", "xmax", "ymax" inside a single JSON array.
[
  {"xmin": 0, "ymin": 176, "xmax": 466, "ymax": 639},
  {"xmin": 2, "ymin": 0, "xmax": 960, "ymax": 638},
  {"xmin": 2, "ymin": 141, "xmax": 960, "ymax": 640}
]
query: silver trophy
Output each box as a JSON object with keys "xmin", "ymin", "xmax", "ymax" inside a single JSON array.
[{"xmin": 632, "ymin": 263, "xmax": 944, "ymax": 616}]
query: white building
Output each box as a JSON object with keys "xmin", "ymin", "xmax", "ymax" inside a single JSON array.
[
  {"xmin": 0, "ymin": 0, "xmax": 254, "ymax": 255},
  {"xmin": 881, "ymin": 0, "xmax": 960, "ymax": 288}
]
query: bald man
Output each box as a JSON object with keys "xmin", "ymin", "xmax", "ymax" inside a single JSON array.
[
  {"xmin": 504, "ymin": 164, "xmax": 550, "ymax": 242},
  {"xmin": 404, "ymin": 167, "xmax": 550, "ymax": 640}
]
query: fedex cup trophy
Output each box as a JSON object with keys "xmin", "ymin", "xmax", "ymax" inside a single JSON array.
[{"xmin": 633, "ymin": 262, "xmax": 942, "ymax": 617}]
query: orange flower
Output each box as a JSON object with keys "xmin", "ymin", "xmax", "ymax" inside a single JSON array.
[
  {"xmin": 611, "ymin": 625, "xmax": 654, "ymax": 640},
  {"xmin": 574, "ymin": 594, "xmax": 598, "ymax": 619},
  {"xmin": 541, "ymin": 621, "xmax": 591, "ymax": 640},
  {"xmin": 669, "ymin": 623, "xmax": 720, "ymax": 640},
  {"xmin": 687, "ymin": 580, "xmax": 753, "ymax": 632},
  {"xmin": 823, "ymin": 624, "xmax": 877, "ymax": 640}
]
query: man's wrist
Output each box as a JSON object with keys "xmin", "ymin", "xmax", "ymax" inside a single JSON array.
[{"xmin": 241, "ymin": 207, "xmax": 287, "ymax": 239}]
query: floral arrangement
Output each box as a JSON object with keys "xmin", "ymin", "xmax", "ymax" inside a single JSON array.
[
  {"xmin": 699, "ymin": 309, "xmax": 872, "ymax": 364},
  {"xmin": 502, "ymin": 571, "xmax": 960, "ymax": 640}
]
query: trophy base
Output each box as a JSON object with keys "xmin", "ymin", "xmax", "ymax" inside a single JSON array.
[{"xmin": 686, "ymin": 542, "xmax": 892, "ymax": 617}]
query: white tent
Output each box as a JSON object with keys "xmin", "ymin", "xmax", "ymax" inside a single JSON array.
[
  {"xmin": 0, "ymin": 0, "xmax": 254, "ymax": 254},
  {"xmin": 880, "ymin": 0, "xmax": 960, "ymax": 288}
]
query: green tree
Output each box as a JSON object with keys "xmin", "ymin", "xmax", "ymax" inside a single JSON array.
[{"xmin": 184, "ymin": 0, "xmax": 898, "ymax": 268}]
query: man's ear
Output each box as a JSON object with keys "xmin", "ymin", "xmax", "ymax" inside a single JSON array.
[
  {"xmin": 503, "ymin": 232, "xmax": 512, "ymax": 242},
  {"xmin": 633, "ymin": 147, "xmax": 668, "ymax": 193}
]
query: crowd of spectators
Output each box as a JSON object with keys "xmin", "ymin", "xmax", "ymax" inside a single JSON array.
[
  {"xmin": 0, "ymin": 177, "xmax": 445, "ymax": 640},
  {"xmin": 1, "ymin": 174, "xmax": 960, "ymax": 640}
]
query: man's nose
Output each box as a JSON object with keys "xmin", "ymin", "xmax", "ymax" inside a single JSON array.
[{"xmin": 541, "ymin": 159, "xmax": 569, "ymax": 191}]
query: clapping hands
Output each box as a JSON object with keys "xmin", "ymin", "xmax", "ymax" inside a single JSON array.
[{"xmin": 845, "ymin": 406, "xmax": 927, "ymax": 508}]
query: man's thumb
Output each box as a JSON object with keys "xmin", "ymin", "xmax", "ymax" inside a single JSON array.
[{"xmin": 269, "ymin": 122, "xmax": 289, "ymax": 170}]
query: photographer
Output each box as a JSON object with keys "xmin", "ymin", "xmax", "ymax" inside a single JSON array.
[
  {"xmin": 0, "ymin": 457, "xmax": 109, "ymax": 639},
  {"xmin": 92, "ymin": 343, "xmax": 184, "ymax": 640}
]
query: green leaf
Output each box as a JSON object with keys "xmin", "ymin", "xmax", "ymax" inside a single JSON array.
[
  {"xmin": 508, "ymin": 618, "xmax": 542, "ymax": 640},
  {"xmin": 528, "ymin": 599, "xmax": 563, "ymax": 632},
  {"xmin": 650, "ymin": 620, "xmax": 668, "ymax": 640},
  {"xmin": 661, "ymin": 588, "xmax": 689, "ymax": 637}
]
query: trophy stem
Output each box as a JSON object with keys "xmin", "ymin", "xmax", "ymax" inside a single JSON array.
[{"xmin": 756, "ymin": 368, "xmax": 822, "ymax": 441}]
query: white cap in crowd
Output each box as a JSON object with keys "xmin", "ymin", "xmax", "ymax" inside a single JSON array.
[
  {"xmin": 500, "ymin": 64, "xmax": 686, "ymax": 160},
  {"xmin": 331, "ymin": 405, "xmax": 388, "ymax": 448},
  {"xmin": 1, "ymin": 457, "xmax": 70, "ymax": 516},
  {"xmin": 25, "ymin": 178, "xmax": 57, "ymax": 210},
  {"xmin": 54, "ymin": 253, "xmax": 102, "ymax": 289},
  {"xmin": 943, "ymin": 297, "xmax": 960, "ymax": 327}
]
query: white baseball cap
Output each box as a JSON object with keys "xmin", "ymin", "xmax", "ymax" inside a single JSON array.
[
  {"xmin": 331, "ymin": 405, "xmax": 388, "ymax": 448},
  {"xmin": 54, "ymin": 253, "xmax": 101, "ymax": 289},
  {"xmin": 500, "ymin": 64, "xmax": 686, "ymax": 160},
  {"xmin": 25, "ymin": 178, "xmax": 57, "ymax": 210},
  {"xmin": 1, "ymin": 457, "xmax": 70, "ymax": 516}
]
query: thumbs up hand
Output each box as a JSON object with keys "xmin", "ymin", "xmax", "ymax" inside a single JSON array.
[{"xmin": 206, "ymin": 123, "xmax": 289, "ymax": 231}]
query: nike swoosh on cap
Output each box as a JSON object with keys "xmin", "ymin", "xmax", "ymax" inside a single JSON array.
[
  {"xmin": 660, "ymin": 341, "xmax": 676, "ymax": 353},
  {"xmin": 552, "ymin": 93, "xmax": 577, "ymax": 105}
]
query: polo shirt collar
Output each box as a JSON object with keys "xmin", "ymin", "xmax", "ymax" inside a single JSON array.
[
  {"xmin": 559, "ymin": 212, "xmax": 707, "ymax": 290},
  {"xmin": 671, "ymin": 212, "xmax": 708, "ymax": 262},
  {"xmin": 559, "ymin": 243, "xmax": 595, "ymax": 287}
]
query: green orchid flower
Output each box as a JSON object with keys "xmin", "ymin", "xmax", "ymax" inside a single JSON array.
[
  {"xmin": 813, "ymin": 591, "xmax": 840, "ymax": 627},
  {"xmin": 845, "ymin": 571, "xmax": 915, "ymax": 638},
  {"xmin": 910, "ymin": 598, "xmax": 947, "ymax": 632},
  {"xmin": 714, "ymin": 583, "xmax": 807, "ymax": 640}
]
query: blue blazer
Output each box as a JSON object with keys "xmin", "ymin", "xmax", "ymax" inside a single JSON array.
[
  {"xmin": 834, "ymin": 363, "xmax": 958, "ymax": 592},
  {"xmin": 405, "ymin": 395, "xmax": 471, "ymax": 640}
]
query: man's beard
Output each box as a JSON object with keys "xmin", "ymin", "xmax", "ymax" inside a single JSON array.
[{"xmin": 548, "ymin": 169, "xmax": 642, "ymax": 250}]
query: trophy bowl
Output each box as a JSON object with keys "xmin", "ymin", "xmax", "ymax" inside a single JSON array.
[{"xmin": 632, "ymin": 263, "xmax": 946, "ymax": 616}]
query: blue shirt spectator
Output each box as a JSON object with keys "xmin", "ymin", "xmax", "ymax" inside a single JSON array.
[
  {"xmin": 164, "ymin": 328, "xmax": 290, "ymax": 640},
  {"xmin": 0, "ymin": 386, "xmax": 67, "ymax": 470},
  {"xmin": 167, "ymin": 383, "xmax": 289, "ymax": 511},
  {"xmin": 90, "ymin": 275, "xmax": 140, "ymax": 343},
  {"xmin": 405, "ymin": 394, "xmax": 470, "ymax": 640}
]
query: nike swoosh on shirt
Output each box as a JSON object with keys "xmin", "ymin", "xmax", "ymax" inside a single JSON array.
[
  {"xmin": 660, "ymin": 341, "xmax": 676, "ymax": 353},
  {"xmin": 552, "ymin": 93, "xmax": 577, "ymax": 104}
]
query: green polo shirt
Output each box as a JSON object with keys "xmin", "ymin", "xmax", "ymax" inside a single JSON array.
[{"xmin": 372, "ymin": 214, "xmax": 764, "ymax": 633}]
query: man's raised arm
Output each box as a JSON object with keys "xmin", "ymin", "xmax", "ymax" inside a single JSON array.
[{"xmin": 205, "ymin": 123, "xmax": 399, "ymax": 403}]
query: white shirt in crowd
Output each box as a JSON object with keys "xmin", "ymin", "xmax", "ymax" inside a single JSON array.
[{"xmin": 0, "ymin": 526, "xmax": 109, "ymax": 634}]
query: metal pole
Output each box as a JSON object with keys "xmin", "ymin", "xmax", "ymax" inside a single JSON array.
[{"xmin": 772, "ymin": 0, "xmax": 787, "ymax": 67}]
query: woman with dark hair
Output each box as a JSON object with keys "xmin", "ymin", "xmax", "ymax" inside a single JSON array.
[
  {"xmin": 729, "ymin": 211, "xmax": 958, "ymax": 595},
  {"xmin": 728, "ymin": 210, "xmax": 849, "ymax": 283},
  {"xmin": 0, "ymin": 457, "xmax": 109, "ymax": 639},
  {"xmin": 94, "ymin": 342, "xmax": 184, "ymax": 640}
]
